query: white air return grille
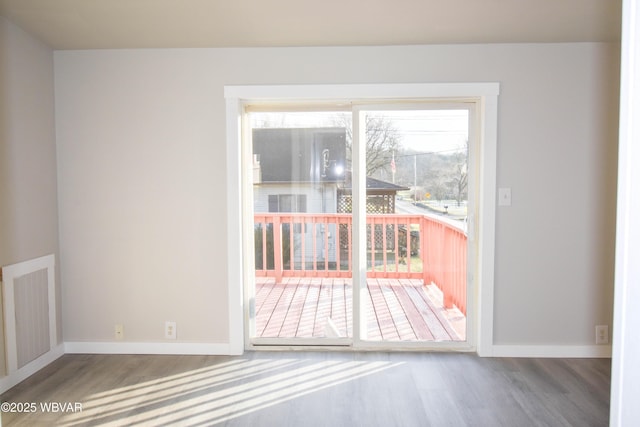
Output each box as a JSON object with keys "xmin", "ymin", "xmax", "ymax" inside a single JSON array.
[
  {"xmin": 14, "ymin": 268, "xmax": 51, "ymax": 368},
  {"xmin": 2, "ymin": 254, "xmax": 57, "ymax": 374}
]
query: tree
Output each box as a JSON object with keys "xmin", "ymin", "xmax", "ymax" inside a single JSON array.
[
  {"xmin": 450, "ymin": 162, "xmax": 468, "ymax": 205},
  {"xmin": 449, "ymin": 141, "xmax": 468, "ymax": 205},
  {"xmin": 364, "ymin": 115, "xmax": 401, "ymax": 176},
  {"xmin": 333, "ymin": 115, "xmax": 401, "ymax": 176},
  {"xmin": 395, "ymin": 146, "xmax": 467, "ymax": 203}
]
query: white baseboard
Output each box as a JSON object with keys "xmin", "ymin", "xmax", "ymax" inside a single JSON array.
[
  {"xmin": 0, "ymin": 344, "xmax": 65, "ymax": 394},
  {"xmin": 64, "ymin": 341, "xmax": 234, "ymax": 355},
  {"xmin": 489, "ymin": 344, "xmax": 612, "ymax": 358},
  {"xmin": 64, "ymin": 342, "xmax": 611, "ymax": 358},
  {"xmin": 0, "ymin": 342, "xmax": 610, "ymax": 395}
]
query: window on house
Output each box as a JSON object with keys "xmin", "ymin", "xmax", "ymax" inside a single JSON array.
[{"xmin": 268, "ymin": 194, "xmax": 307, "ymax": 213}]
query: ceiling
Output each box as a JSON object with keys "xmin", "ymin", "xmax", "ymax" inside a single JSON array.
[{"xmin": 0, "ymin": 0, "xmax": 622, "ymax": 50}]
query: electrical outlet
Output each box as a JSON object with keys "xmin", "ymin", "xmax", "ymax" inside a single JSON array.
[
  {"xmin": 115, "ymin": 324, "xmax": 124, "ymax": 340},
  {"xmin": 165, "ymin": 321, "xmax": 177, "ymax": 340},
  {"xmin": 595, "ymin": 325, "xmax": 608, "ymax": 344}
]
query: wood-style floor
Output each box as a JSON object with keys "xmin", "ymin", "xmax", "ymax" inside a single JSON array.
[
  {"xmin": 1, "ymin": 352, "xmax": 610, "ymax": 426},
  {"xmin": 255, "ymin": 277, "xmax": 465, "ymax": 341}
]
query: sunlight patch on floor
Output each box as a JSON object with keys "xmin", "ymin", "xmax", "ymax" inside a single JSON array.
[{"xmin": 57, "ymin": 358, "xmax": 403, "ymax": 426}]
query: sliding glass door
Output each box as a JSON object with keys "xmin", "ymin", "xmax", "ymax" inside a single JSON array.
[{"xmin": 244, "ymin": 103, "xmax": 475, "ymax": 348}]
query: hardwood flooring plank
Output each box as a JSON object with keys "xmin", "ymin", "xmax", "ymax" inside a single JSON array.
[
  {"xmin": 261, "ymin": 278, "xmax": 299, "ymax": 338},
  {"xmin": 378, "ymin": 278, "xmax": 416, "ymax": 341},
  {"xmin": 313, "ymin": 279, "xmax": 333, "ymax": 337},
  {"xmin": 254, "ymin": 276, "xmax": 267, "ymax": 295},
  {"xmin": 367, "ymin": 279, "xmax": 400, "ymax": 340},
  {"xmin": 389, "ymin": 278, "xmax": 435, "ymax": 341},
  {"xmin": 404, "ymin": 285, "xmax": 453, "ymax": 341},
  {"xmin": 0, "ymin": 353, "xmax": 610, "ymax": 427},
  {"xmin": 364, "ymin": 281, "xmax": 383, "ymax": 341},
  {"xmin": 279, "ymin": 279, "xmax": 309, "ymax": 337},
  {"xmin": 254, "ymin": 281, "xmax": 286, "ymax": 337},
  {"xmin": 330, "ymin": 278, "xmax": 348, "ymax": 337},
  {"xmin": 253, "ymin": 277, "xmax": 273, "ymax": 315},
  {"xmin": 296, "ymin": 280, "xmax": 321, "ymax": 337},
  {"xmin": 344, "ymin": 281, "xmax": 353, "ymax": 338}
]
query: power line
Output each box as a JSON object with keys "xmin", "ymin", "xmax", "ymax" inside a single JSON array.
[{"xmin": 394, "ymin": 147, "xmax": 466, "ymax": 158}]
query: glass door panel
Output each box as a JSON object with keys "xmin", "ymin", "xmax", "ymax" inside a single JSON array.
[
  {"xmin": 361, "ymin": 109, "xmax": 469, "ymax": 343},
  {"xmin": 248, "ymin": 111, "xmax": 353, "ymax": 344}
]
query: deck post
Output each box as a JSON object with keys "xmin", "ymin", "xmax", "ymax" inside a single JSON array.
[
  {"xmin": 443, "ymin": 226, "xmax": 454, "ymax": 309},
  {"xmin": 273, "ymin": 215, "xmax": 283, "ymax": 283},
  {"xmin": 421, "ymin": 217, "xmax": 429, "ymax": 286}
]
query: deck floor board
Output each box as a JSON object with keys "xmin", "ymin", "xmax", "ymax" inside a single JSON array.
[
  {"xmin": 390, "ymin": 279, "xmax": 435, "ymax": 341},
  {"xmin": 254, "ymin": 277, "xmax": 465, "ymax": 342}
]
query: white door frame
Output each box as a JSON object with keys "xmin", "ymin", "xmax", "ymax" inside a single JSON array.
[
  {"xmin": 610, "ymin": 0, "xmax": 640, "ymax": 424},
  {"xmin": 225, "ymin": 83, "xmax": 499, "ymax": 356}
]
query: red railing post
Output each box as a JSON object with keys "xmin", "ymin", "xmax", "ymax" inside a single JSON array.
[
  {"xmin": 273, "ymin": 215, "xmax": 283, "ymax": 283},
  {"xmin": 442, "ymin": 226, "xmax": 454, "ymax": 309},
  {"xmin": 421, "ymin": 217, "xmax": 429, "ymax": 285}
]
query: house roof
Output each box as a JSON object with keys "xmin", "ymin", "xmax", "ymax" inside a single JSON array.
[
  {"xmin": 253, "ymin": 128, "xmax": 347, "ymax": 183},
  {"xmin": 364, "ymin": 176, "xmax": 410, "ymax": 192},
  {"xmin": 340, "ymin": 172, "xmax": 409, "ymax": 193}
]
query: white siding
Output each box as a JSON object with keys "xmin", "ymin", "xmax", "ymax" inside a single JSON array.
[{"xmin": 253, "ymin": 183, "xmax": 339, "ymax": 263}]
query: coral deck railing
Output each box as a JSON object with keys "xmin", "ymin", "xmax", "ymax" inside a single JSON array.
[{"xmin": 254, "ymin": 213, "xmax": 467, "ymax": 315}]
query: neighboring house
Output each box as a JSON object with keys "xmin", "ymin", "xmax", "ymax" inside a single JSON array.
[
  {"xmin": 252, "ymin": 127, "xmax": 408, "ymax": 215},
  {"xmin": 252, "ymin": 127, "xmax": 347, "ymax": 268},
  {"xmin": 252, "ymin": 127, "xmax": 347, "ymax": 215},
  {"xmin": 252, "ymin": 127, "xmax": 408, "ymax": 268}
]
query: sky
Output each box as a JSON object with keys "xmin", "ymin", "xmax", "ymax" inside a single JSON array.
[
  {"xmin": 250, "ymin": 109, "xmax": 469, "ymax": 154},
  {"xmin": 369, "ymin": 109, "xmax": 468, "ymax": 154}
]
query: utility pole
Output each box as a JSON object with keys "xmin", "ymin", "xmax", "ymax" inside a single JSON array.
[
  {"xmin": 391, "ymin": 151, "xmax": 396, "ymax": 184},
  {"xmin": 414, "ymin": 154, "xmax": 417, "ymax": 204}
]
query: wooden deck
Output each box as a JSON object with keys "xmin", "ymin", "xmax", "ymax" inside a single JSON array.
[
  {"xmin": 254, "ymin": 277, "xmax": 465, "ymax": 342},
  {"xmin": 254, "ymin": 213, "xmax": 468, "ymax": 316}
]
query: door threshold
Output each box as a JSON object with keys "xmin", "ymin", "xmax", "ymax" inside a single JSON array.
[{"xmin": 248, "ymin": 340, "xmax": 475, "ymax": 353}]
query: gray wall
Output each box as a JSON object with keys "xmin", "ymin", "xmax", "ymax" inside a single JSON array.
[
  {"xmin": 54, "ymin": 43, "xmax": 619, "ymax": 348},
  {"xmin": 0, "ymin": 17, "xmax": 60, "ymax": 370}
]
